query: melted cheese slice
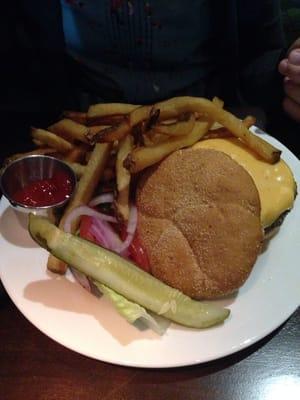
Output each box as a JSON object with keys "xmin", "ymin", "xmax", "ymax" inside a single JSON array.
[{"xmin": 193, "ymin": 138, "xmax": 296, "ymax": 228}]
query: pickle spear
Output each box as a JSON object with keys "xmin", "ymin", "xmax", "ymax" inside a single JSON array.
[{"xmin": 28, "ymin": 214, "xmax": 230, "ymax": 329}]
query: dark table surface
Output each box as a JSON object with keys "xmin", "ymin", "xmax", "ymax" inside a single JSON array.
[{"xmin": 0, "ymin": 111, "xmax": 299, "ymax": 400}]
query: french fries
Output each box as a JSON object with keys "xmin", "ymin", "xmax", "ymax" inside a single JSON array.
[
  {"xmin": 64, "ymin": 161, "xmax": 86, "ymax": 178},
  {"xmin": 154, "ymin": 112, "xmax": 196, "ymax": 136},
  {"xmin": 62, "ymin": 111, "xmax": 87, "ymax": 125},
  {"xmin": 63, "ymin": 144, "xmax": 90, "ymax": 163},
  {"xmin": 87, "ymin": 119, "xmax": 130, "ymax": 144},
  {"xmin": 143, "ymin": 130, "xmax": 170, "ymax": 146},
  {"xmin": 87, "ymin": 114, "xmax": 127, "ymax": 126},
  {"xmin": 205, "ymin": 115, "xmax": 256, "ymax": 140},
  {"xmin": 48, "ymin": 119, "xmax": 91, "ymax": 144},
  {"xmin": 88, "ymin": 125, "xmax": 110, "ymax": 135},
  {"xmin": 47, "ymin": 142, "xmax": 112, "ymax": 274},
  {"xmin": 88, "ymin": 105, "xmax": 158, "ymax": 144},
  {"xmin": 87, "ymin": 103, "xmax": 139, "ymax": 125},
  {"xmin": 62, "ymin": 142, "xmax": 112, "ymax": 231},
  {"xmin": 152, "ymin": 97, "xmax": 281, "ymax": 163},
  {"xmin": 129, "ymin": 105, "xmax": 155, "ymax": 127},
  {"xmin": 115, "ymin": 135, "xmax": 133, "ymax": 222},
  {"xmin": 124, "ymin": 120, "xmax": 211, "ymax": 173},
  {"xmin": 31, "ymin": 128, "xmax": 75, "ymax": 153},
  {"xmin": 242, "ymin": 115, "xmax": 256, "ymax": 128},
  {"xmin": 87, "ymin": 102, "xmax": 139, "ymax": 118}
]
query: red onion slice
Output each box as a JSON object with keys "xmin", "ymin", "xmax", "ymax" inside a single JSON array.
[
  {"xmin": 92, "ymin": 217, "xmax": 122, "ymax": 249},
  {"xmin": 86, "ymin": 205, "xmax": 137, "ymax": 255},
  {"xmin": 89, "ymin": 193, "xmax": 114, "ymax": 207},
  {"xmin": 115, "ymin": 205, "xmax": 138, "ymax": 253},
  {"xmin": 63, "ymin": 205, "xmax": 117, "ymax": 233},
  {"xmin": 89, "ymin": 222, "xmax": 111, "ymax": 249},
  {"xmin": 126, "ymin": 205, "xmax": 138, "ymax": 234}
]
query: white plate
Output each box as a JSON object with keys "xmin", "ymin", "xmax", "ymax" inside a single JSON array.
[{"xmin": 1, "ymin": 133, "xmax": 300, "ymax": 368}]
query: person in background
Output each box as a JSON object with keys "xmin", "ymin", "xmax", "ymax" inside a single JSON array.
[{"xmin": 1, "ymin": 0, "xmax": 300, "ymax": 139}]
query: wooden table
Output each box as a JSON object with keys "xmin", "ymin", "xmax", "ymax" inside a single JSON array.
[{"xmin": 0, "ymin": 112, "xmax": 299, "ymax": 400}]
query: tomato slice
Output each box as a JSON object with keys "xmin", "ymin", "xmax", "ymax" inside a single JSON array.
[
  {"xmin": 80, "ymin": 215, "xmax": 97, "ymax": 243},
  {"xmin": 128, "ymin": 234, "xmax": 151, "ymax": 273},
  {"xmin": 119, "ymin": 225, "xmax": 150, "ymax": 272}
]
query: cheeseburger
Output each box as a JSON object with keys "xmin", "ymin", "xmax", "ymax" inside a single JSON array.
[{"xmin": 135, "ymin": 141, "xmax": 296, "ymax": 300}]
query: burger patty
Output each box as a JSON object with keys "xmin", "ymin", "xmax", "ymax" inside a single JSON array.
[{"xmin": 136, "ymin": 148, "xmax": 263, "ymax": 299}]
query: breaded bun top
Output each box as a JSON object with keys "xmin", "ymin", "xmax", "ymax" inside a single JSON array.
[{"xmin": 136, "ymin": 148, "xmax": 263, "ymax": 299}]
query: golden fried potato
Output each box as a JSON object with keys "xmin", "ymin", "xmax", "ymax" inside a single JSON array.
[
  {"xmin": 124, "ymin": 120, "xmax": 211, "ymax": 173},
  {"xmin": 152, "ymin": 97, "xmax": 280, "ymax": 163},
  {"xmin": 47, "ymin": 142, "xmax": 112, "ymax": 274},
  {"xmin": 48, "ymin": 119, "xmax": 90, "ymax": 144},
  {"xmin": 115, "ymin": 135, "xmax": 133, "ymax": 222},
  {"xmin": 31, "ymin": 128, "xmax": 75, "ymax": 153},
  {"xmin": 62, "ymin": 111, "xmax": 87, "ymax": 125}
]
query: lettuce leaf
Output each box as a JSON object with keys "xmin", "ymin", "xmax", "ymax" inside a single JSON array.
[{"xmin": 93, "ymin": 281, "xmax": 170, "ymax": 335}]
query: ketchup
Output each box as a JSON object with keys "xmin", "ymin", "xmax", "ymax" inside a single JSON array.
[{"xmin": 13, "ymin": 170, "xmax": 73, "ymax": 207}]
